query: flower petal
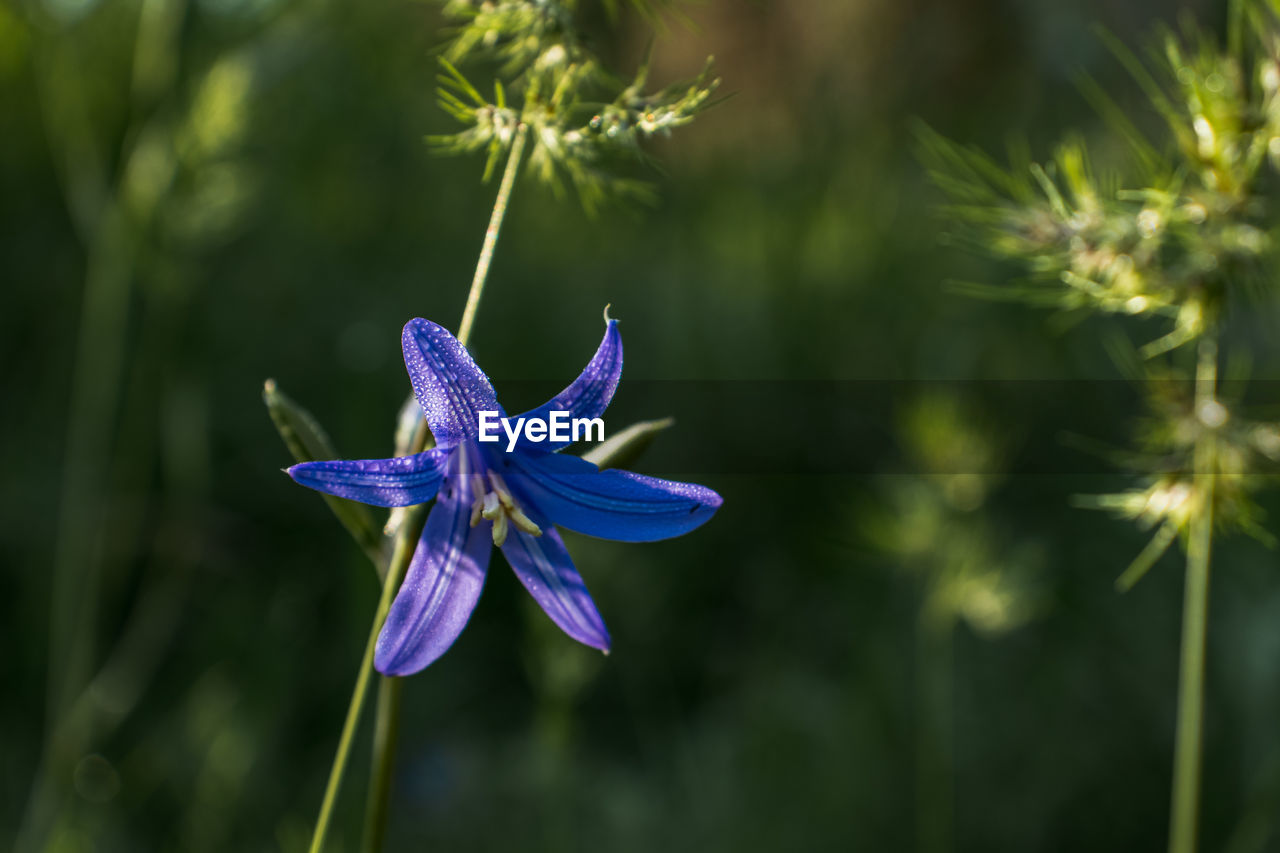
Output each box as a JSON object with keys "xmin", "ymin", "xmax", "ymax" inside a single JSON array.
[
  {"xmin": 375, "ymin": 474, "xmax": 491, "ymax": 675},
  {"xmin": 402, "ymin": 318, "xmax": 498, "ymax": 448},
  {"xmin": 503, "ymin": 450, "xmax": 723, "ymax": 542},
  {"xmin": 287, "ymin": 448, "xmax": 450, "ymax": 507},
  {"xmin": 513, "ymin": 317, "xmax": 621, "ymax": 451},
  {"xmin": 501, "ymin": 523, "xmax": 610, "ymax": 652}
]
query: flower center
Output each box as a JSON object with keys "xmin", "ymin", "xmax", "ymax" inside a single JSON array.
[{"xmin": 469, "ymin": 469, "xmax": 542, "ymax": 546}]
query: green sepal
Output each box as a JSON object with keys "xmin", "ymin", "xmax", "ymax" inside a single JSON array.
[{"xmin": 264, "ymin": 379, "xmax": 388, "ymax": 576}]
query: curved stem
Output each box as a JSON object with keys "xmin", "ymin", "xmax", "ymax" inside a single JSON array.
[
  {"xmin": 1168, "ymin": 333, "xmax": 1219, "ymax": 853},
  {"xmin": 456, "ymin": 123, "xmax": 529, "ymax": 348},
  {"xmin": 309, "ymin": 507, "xmax": 424, "ymax": 853}
]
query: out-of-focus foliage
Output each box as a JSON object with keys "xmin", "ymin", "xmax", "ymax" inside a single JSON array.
[
  {"xmin": 864, "ymin": 392, "xmax": 1043, "ymax": 637},
  {"xmin": 6, "ymin": 0, "xmax": 1280, "ymax": 852}
]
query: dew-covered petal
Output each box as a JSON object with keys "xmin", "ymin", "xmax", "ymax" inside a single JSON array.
[
  {"xmin": 375, "ymin": 476, "xmax": 491, "ymax": 675},
  {"xmin": 402, "ymin": 318, "xmax": 498, "ymax": 448},
  {"xmin": 503, "ymin": 450, "xmax": 722, "ymax": 542},
  {"xmin": 513, "ymin": 317, "xmax": 621, "ymax": 451},
  {"xmin": 287, "ymin": 448, "xmax": 450, "ymax": 507},
  {"xmin": 501, "ymin": 523, "xmax": 610, "ymax": 651}
]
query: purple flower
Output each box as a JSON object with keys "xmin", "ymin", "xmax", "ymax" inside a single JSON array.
[{"xmin": 288, "ymin": 316, "xmax": 722, "ymax": 675}]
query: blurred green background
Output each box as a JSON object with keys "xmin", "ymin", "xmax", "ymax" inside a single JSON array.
[{"xmin": 5, "ymin": 0, "xmax": 1280, "ymax": 850}]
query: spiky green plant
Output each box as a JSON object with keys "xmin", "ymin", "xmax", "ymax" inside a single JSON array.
[{"xmin": 920, "ymin": 2, "xmax": 1280, "ymax": 850}]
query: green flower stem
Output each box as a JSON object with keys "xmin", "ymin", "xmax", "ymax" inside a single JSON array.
[
  {"xmin": 343, "ymin": 125, "xmax": 530, "ymax": 853},
  {"xmin": 361, "ymin": 676, "xmax": 404, "ymax": 853},
  {"xmin": 309, "ymin": 505, "xmax": 424, "ymax": 853},
  {"xmin": 456, "ymin": 122, "xmax": 529, "ymax": 348},
  {"xmin": 1169, "ymin": 333, "xmax": 1219, "ymax": 853}
]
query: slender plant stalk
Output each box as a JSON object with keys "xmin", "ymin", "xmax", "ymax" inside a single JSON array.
[
  {"xmin": 308, "ymin": 506, "xmax": 424, "ymax": 853},
  {"xmin": 1168, "ymin": 333, "xmax": 1219, "ymax": 853},
  {"xmin": 361, "ymin": 677, "xmax": 404, "ymax": 853},
  {"xmin": 456, "ymin": 122, "xmax": 529, "ymax": 348},
  {"xmin": 316, "ymin": 128, "xmax": 530, "ymax": 853}
]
